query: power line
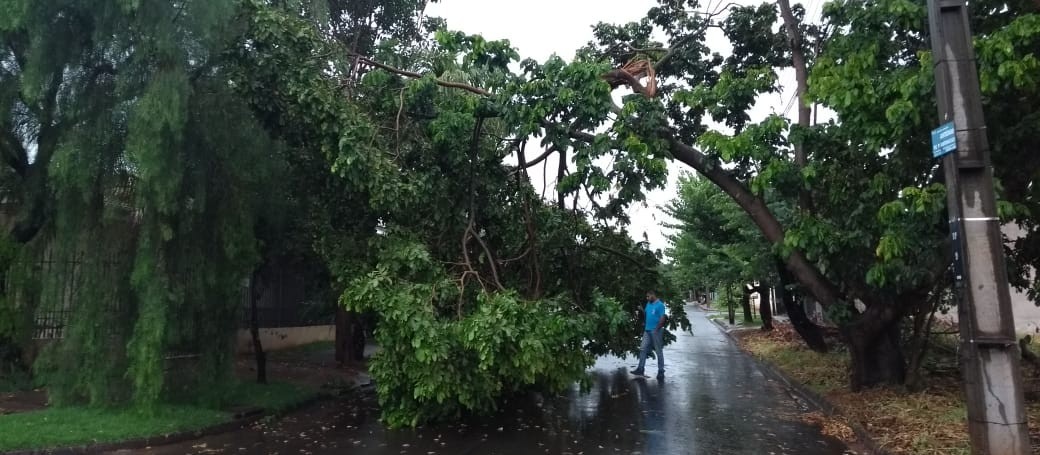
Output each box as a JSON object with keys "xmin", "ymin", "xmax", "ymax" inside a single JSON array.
[
  {"xmin": 781, "ymin": 89, "xmax": 798, "ymax": 117},
  {"xmin": 803, "ymin": 0, "xmax": 821, "ymax": 24}
]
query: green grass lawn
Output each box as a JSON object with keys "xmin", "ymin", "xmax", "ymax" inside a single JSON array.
[
  {"xmin": 0, "ymin": 381, "xmax": 317, "ymax": 452},
  {"xmin": 0, "ymin": 405, "xmax": 226, "ymax": 451},
  {"xmin": 707, "ymin": 314, "xmax": 756, "ymax": 327},
  {"xmin": 266, "ymin": 340, "xmax": 335, "ymax": 362}
]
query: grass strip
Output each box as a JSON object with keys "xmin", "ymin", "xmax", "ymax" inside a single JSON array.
[{"xmin": 0, "ymin": 381, "xmax": 316, "ymax": 451}]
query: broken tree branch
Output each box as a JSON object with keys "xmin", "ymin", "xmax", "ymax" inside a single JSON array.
[{"xmin": 356, "ymin": 52, "xmax": 843, "ymax": 310}]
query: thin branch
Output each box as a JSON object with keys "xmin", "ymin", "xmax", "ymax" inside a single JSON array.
[
  {"xmin": 394, "ymin": 87, "xmax": 405, "ymax": 157},
  {"xmin": 461, "ymin": 115, "xmax": 505, "ymax": 292},
  {"xmin": 488, "ymin": 134, "xmax": 524, "ymax": 144},
  {"xmin": 624, "ymin": 44, "xmax": 668, "ymax": 54},
  {"xmin": 541, "ymin": 150, "xmax": 549, "ymax": 199},
  {"xmin": 654, "ymin": 2, "xmax": 737, "ymax": 71},
  {"xmin": 556, "ymin": 148, "xmax": 567, "ymax": 210},
  {"xmin": 516, "ymin": 139, "xmax": 529, "ymax": 175},
  {"xmin": 171, "ymin": 0, "xmax": 189, "ymax": 25},
  {"xmin": 456, "ymin": 269, "xmax": 486, "ymax": 319},
  {"xmin": 514, "ymin": 139, "xmax": 543, "ymax": 297},
  {"xmin": 589, "ymin": 243, "xmax": 657, "ymax": 274},
  {"xmin": 356, "ymin": 54, "xmax": 624, "ymax": 119},
  {"xmin": 498, "ymin": 245, "xmax": 531, "ymax": 265},
  {"xmin": 582, "ymin": 183, "xmax": 603, "ymax": 214},
  {"xmin": 607, "ymin": 42, "xmax": 668, "ymax": 57},
  {"xmin": 471, "ymin": 227, "xmax": 505, "ymax": 291},
  {"xmin": 513, "ymin": 147, "xmax": 555, "ymax": 172},
  {"xmin": 351, "ymin": 52, "xmax": 490, "ymax": 96}
]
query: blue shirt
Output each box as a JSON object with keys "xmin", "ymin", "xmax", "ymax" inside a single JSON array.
[{"xmin": 644, "ymin": 299, "xmax": 666, "ymax": 331}]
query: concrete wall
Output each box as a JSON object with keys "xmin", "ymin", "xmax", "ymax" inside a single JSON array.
[
  {"xmin": 937, "ymin": 223, "xmax": 1040, "ymax": 335},
  {"xmin": 1009, "ymin": 285, "xmax": 1040, "ymax": 335},
  {"xmin": 1005, "ymin": 224, "xmax": 1040, "ymax": 335},
  {"xmin": 236, "ymin": 325, "xmax": 335, "ymax": 353}
]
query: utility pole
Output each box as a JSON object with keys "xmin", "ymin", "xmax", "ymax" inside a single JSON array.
[{"xmin": 927, "ymin": 0, "xmax": 1030, "ymax": 453}]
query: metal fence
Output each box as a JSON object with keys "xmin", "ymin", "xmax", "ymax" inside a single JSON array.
[
  {"xmin": 20, "ymin": 251, "xmax": 129, "ymax": 340},
  {"xmin": 240, "ymin": 265, "xmax": 334, "ymax": 328},
  {"xmin": 22, "ymin": 252, "xmax": 334, "ymax": 340},
  {"xmin": 18, "ymin": 252, "xmax": 83, "ymax": 340}
]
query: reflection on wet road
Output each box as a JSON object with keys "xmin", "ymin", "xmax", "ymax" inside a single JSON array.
[{"xmin": 128, "ymin": 306, "xmax": 852, "ymax": 454}]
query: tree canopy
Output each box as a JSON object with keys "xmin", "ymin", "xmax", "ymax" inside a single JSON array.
[
  {"xmin": 0, "ymin": 0, "xmax": 288, "ymax": 408},
  {"xmin": 0, "ymin": 0, "xmax": 687, "ymax": 426},
  {"xmin": 2, "ymin": 0, "xmax": 1039, "ymax": 427},
  {"xmin": 659, "ymin": 0, "xmax": 1039, "ymax": 388},
  {"xmin": 230, "ymin": 2, "xmax": 687, "ymax": 425}
]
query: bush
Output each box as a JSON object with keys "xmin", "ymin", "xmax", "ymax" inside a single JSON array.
[{"xmin": 344, "ymin": 264, "xmax": 626, "ymax": 427}]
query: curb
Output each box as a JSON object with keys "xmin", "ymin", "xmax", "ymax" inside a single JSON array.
[
  {"xmin": 1, "ymin": 393, "xmax": 331, "ymax": 455},
  {"xmin": 709, "ymin": 318, "xmax": 891, "ymax": 455}
]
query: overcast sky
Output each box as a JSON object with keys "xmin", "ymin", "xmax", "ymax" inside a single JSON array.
[{"xmin": 425, "ymin": 0, "xmax": 826, "ymax": 257}]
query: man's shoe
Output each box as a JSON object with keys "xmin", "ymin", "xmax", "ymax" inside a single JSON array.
[
  {"xmin": 630, "ymin": 369, "xmax": 645, "ymax": 376},
  {"xmin": 656, "ymin": 371, "xmax": 665, "ymax": 379}
]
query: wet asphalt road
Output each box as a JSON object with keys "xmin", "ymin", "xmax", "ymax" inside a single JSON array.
[{"xmin": 126, "ymin": 306, "xmax": 852, "ymax": 455}]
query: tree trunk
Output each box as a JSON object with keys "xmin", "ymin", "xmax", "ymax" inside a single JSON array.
[
  {"xmin": 726, "ymin": 286, "xmax": 736, "ymax": 325},
  {"xmin": 778, "ymin": 0, "xmax": 816, "ymax": 213},
  {"xmin": 758, "ymin": 285, "xmax": 774, "ymax": 331},
  {"xmin": 776, "ymin": 261, "xmax": 828, "ymax": 352},
  {"xmin": 772, "ymin": 285, "xmax": 785, "ymax": 315},
  {"xmin": 8, "ymin": 73, "xmax": 61, "ymax": 245},
  {"xmin": 352, "ymin": 314, "xmax": 366, "ymax": 362},
  {"xmin": 249, "ymin": 270, "xmax": 267, "ymax": 384},
  {"xmin": 336, "ymin": 303, "xmax": 349, "ymax": 363},
  {"xmin": 334, "ymin": 306, "xmax": 349, "ymax": 364},
  {"xmin": 336, "ymin": 307, "xmax": 367, "ymax": 364},
  {"xmin": 844, "ymin": 306, "xmax": 906, "ymax": 390},
  {"xmin": 741, "ymin": 285, "xmax": 754, "ymax": 323},
  {"xmin": 905, "ymin": 293, "xmax": 941, "ymax": 391}
]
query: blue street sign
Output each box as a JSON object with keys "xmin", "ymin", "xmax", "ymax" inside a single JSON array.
[{"xmin": 931, "ymin": 122, "xmax": 956, "ymax": 158}]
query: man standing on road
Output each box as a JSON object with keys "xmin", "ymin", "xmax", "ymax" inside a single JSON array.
[{"xmin": 632, "ymin": 291, "xmax": 667, "ymax": 379}]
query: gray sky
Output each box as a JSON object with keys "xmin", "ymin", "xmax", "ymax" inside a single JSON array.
[{"xmin": 425, "ymin": 0, "xmax": 826, "ymax": 256}]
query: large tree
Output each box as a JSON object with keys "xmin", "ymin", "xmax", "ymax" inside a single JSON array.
[
  {"xmin": 0, "ymin": 0, "xmax": 286, "ymax": 407},
  {"xmin": 806, "ymin": 0, "xmax": 1040, "ymax": 386},
  {"xmin": 228, "ymin": 1, "xmax": 689, "ymax": 427},
  {"xmin": 1, "ymin": 0, "xmax": 689, "ymax": 423},
  {"xmin": 488, "ymin": 0, "xmax": 1039, "ymax": 389},
  {"xmin": 491, "ymin": 0, "xmax": 928, "ymax": 388}
]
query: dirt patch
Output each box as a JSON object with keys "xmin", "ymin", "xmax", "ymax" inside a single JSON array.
[
  {"xmin": 1, "ymin": 343, "xmax": 365, "ymax": 418},
  {"xmin": 801, "ymin": 410, "xmax": 856, "ymax": 442},
  {"xmin": 0, "ymin": 390, "xmax": 46, "ymax": 415},
  {"xmin": 234, "ymin": 343, "xmax": 368, "ymax": 390}
]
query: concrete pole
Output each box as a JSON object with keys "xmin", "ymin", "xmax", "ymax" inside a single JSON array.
[{"xmin": 927, "ymin": 0, "xmax": 1030, "ymax": 453}]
